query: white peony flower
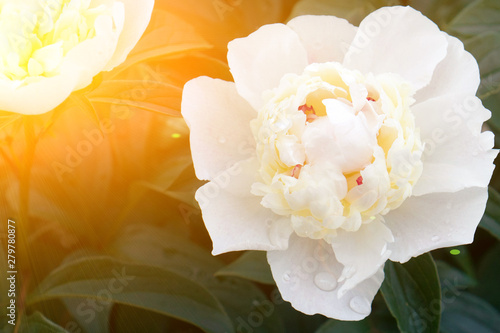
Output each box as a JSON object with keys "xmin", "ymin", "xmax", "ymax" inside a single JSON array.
[
  {"xmin": 182, "ymin": 6, "xmax": 498, "ymax": 320},
  {"xmin": 0, "ymin": 0, "xmax": 154, "ymax": 115}
]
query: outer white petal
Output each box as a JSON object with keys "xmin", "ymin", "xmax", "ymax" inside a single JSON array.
[
  {"xmin": 268, "ymin": 234, "xmax": 385, "ymax": 320},
  {"xmin": 332, "ymin": 219, "xmax": 393, "ymax": 296},
  {"xmin": 182, "ymin": 77, "xmax": 256, "ymax": 181},
  {"xmin": 0, "ymin": 2, "xmax": 124, "ymax": 115},
  {"xmin": 412, "ymin": 94, "xmax": 497, "ymax": 195},
  {"xmin": 386, "ymin": 187, "xmax": 488, "ymax": 263},
  {"xmin": 0, "ymin": 70, "xmax": 80, "ymax": 115},
  {"xmin": 415, "ymin": 35, "xmax": 480, "ymax": 102},
  {"xmin": 100, "ymin": 0, "xmax": 155, "ymax": 71},
  {"xmin": 69, "ymin": 2, "xmax": 125, "ymax": 90},
  {"xmin": 286, "ymin": 15, "xmax": 357, "ymax": 64},
  {"xmin": 343, "ymin": 6, "xmax": 447, "ymax": 90},
  {"xmin": 196, "ymin": 158, "xmax": 292, "ymax": 255},
  {"xmin": 227, "ymin": 23, "xmax": 308, "ymax": 110}
]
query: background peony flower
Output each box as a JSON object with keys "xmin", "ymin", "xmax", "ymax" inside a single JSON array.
[
  {"xmin": 0, "ymin": 0, "xmax": 154, "ymax": 115},
  {"xmin": 182, "ymin": 6, "xmax": 498, "ymax": 320}
]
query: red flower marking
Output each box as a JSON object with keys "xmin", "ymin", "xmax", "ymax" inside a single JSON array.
[
  {"xmin": 299, "ymin": 104, "xmax": 318, "ymax": 122},
  {"xmin": 356, "ymin": 176, "xmax": 363, "ymax": 185},
  {"xmin": 367, "ymin": 97, "xmax": 376, "ymax": 102},
  {"xmin": 292, "ymin": 164, "xmax": 303, "ymax": 179}
]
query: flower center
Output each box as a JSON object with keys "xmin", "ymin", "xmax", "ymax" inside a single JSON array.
[
  {"xmin": 251, "ymin": 62, "xmax": 424, "ymax": 243},
  {"xmin": 0, "ymin": 0, "xmax": 115, "ymax": 84}
]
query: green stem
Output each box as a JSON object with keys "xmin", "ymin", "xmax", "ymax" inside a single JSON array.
[
  {"xmin": 16, "ymin": 116, "xmax": 38, "ymax": 324},
  {"xmin": 19, "ymin": 117, "xmax": 36, "ymax": 226}
]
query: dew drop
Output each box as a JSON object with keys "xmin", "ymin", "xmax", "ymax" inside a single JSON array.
[
  {"xmin": 314, "ymin": 272, "xmax": 337, "ymax": 291},
  {"xmin": 283, "ymin": 272, "xmax": 292, "ymax": 282},
  {"xmin": 431, "ymin": 235, "xmax": 440, "ymax": 242},
  {"xmin": 349, "ymin": 296, "xmax": 371, "ymax": 315},
  {"xmin": 218, "ymin": 136, "xmax": 227, "ymax": 144}
]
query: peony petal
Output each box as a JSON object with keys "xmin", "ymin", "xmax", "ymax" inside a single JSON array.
[
  {"xmin": 196, "ymin": 158, "xmax": 292, "ymax": 255},
  {"xmin": 0, "ymin": 2, "xmax": 124, "ymax": 115},
  {"xmin": 412, "ymin": 94, "xmax": 497, "ymax": 195},
  {"xmin": 415, "ymin": 35, "xmax": 480, "ymax": 102},
  {"xmin": 182, "ymin": 77, "xmax": 257, "ymax": 181},
  {"xmin": 332, "ymin": 219, "xmax": 393, "ymax": 296},
  {"xmin": 67, "ymin": 2, "xmax": 125, "ymax": 90},
  {"xmin": 287, "ymin": 15, "xmax": 357, "ymax": 64},
  {"xmin": 343, "ymin": 6, "xmax": 447, "ymax": 90},
  {"xmin": 386, "ymin": 187, "xmax": 488, "ymax": 263},
  {"xmin": 0, "ymin": 71, "xmax": 80, "ymax": 115},
  {"xmin": 268, "ymin": 234, "xmax": 384, "ymax": 320},
  {"xmin": 100, "ymin": 0, "xmax": 155, "ymax": 71},
  {"xmin": 227, "ymin": 23, "xmax": 308, "ymax": 110}
]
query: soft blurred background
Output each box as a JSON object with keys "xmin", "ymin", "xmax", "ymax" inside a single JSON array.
[{"xmin": 0, "ymin": 0, "xmax": 499, "ymax": 332}]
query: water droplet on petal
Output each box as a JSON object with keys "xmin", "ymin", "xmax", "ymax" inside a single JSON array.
[
  {"xmin": 472, "ymin": 151, "xmax": 479, "ymax": 157},
  {"xmin": 283, "ymin": 272, "xmax": 292, "ymax": 282},
  {"xmin": 349, "ymin": 296, "xmax": 371, "ymax": 315},
  {"xmin": 218, "ymin": 136, "xmax": 226, "ymax": 144},
  {"xmin": 432, "ymin": 235, "xmax": 440, "ymax": 242},
  {"xmin": 314, "ymin": 272, "xmax": 337, "ymax": 291}
]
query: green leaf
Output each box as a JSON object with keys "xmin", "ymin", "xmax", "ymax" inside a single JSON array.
[
  {"xmin": 109, "ymin": 304, "xmax": 172, "ymax": 333},
  {"xmin": 315, "ymin": 319, "xmax": 370, "ymax": 333},
  {"xmin": 27, "ymin": 257, "xmax": 234, "ymax": 333},
  {"xmin": 63, "ymin": 298, "xmax": 111, "ymax": 333},
  {"xmin": 479, "ymin": 187, "xmax": 500, "ymax": 241},
  {"xmin": 111, "ymin": 225, "xmax": 285, "ymax": 333},
  {"xmin": 216, "ymin": 251, "xmax": 275, "ymax": 285},
  {"xmin": 287, "ymin": 0, "xmax": 396, "ymax": 26},
  {"xmin": 0, "ymin": 239, "xmax": 8, "ymax": 309},
  {"xmin": 0, "ymin": 114, "xmax": 22, "ymax": 131},
  {"xmin": 110, "ymin": 225, "xmax": 223, "ymax": 278},
  {"xmin": 89, "ymin": 79, "xmax": 183, "ymax": 117},
  {"xmin": 480, "ymin": 215, "xmax": 500, "ymax": 242},
  {"xmin": 380, "ymin": 254, "xmax": 441, "ymax": 333},
  {"xmin": 272, "ymin": 297, "xmax": 326, "ymax": 333},
  {"xmin": 110, "ymin": 9, "xmax": 211, "ymax": 76},
  {"xmin": 448, "ymin": 0, "xmax": 500, "ymax": 38},
  {"xmin": 440, "ymin": 292, "xmax": 500, "ymax": 333},
  {"xmin": 464, "ymin": 32, "xmax": 500, "ymax": 98},
  {"xmin": 412, "ymin": 0, "xmax": 471, "ymax": 29},
  {"xmin": 3, "ymin": 312, "xmax": 68, "ymax": 333},
  {"xmin": 445, "ymin": 245, "xmax": 477, "ymax": 280},
  {"xmin": 207, "ymin": 278, "xmax": 285, "ymax": 333},
  {"xmin": 69, "ymin": 94, "xmax": 102, "ymax": 128},
  {"xmin": 435, "ymin": 261, "xmax": 476, "ymax": 291},
  {"xmin": 481, "ymin": 91, "xmax": 500, "ymax": 147},
  {"xmin": 475, "ymin": 244, "xmax": 500, "ymax": 311}
]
